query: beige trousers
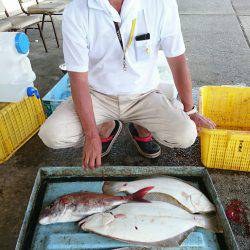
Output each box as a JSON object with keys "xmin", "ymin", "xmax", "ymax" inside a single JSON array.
[{"xmin": 39, "ymin": 89, "xmax": 197, "ymax": 149}]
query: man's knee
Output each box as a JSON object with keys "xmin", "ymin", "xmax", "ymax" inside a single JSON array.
[
  {"xmin": 175, "ymin": 120, "xmax": 197, "ymax": 148},
  {"xmin": 157, "ymin": 119, "xmax": 197, "ymax": 149},
  {"xmin": 38, "ymin": 122, "xmax": 64, "ymax": 149}
]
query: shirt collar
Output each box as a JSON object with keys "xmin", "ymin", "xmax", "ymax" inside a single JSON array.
[{"xmin": 88, "ymin": 0, "xmax": 141, "ymax": 22}]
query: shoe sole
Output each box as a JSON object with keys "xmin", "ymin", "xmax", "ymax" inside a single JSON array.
[
  {"xmin": 101, "ymin": 121, "xmax": 123, "ymax": 158},
  {"xmin": 128, "ymin": 127, "xmax": 161, "ymax": 159}
]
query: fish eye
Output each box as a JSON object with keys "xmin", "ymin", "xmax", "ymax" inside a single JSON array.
[{"xmin": 123, "ymin": 183, "xmax": 128, "ymax": 187}]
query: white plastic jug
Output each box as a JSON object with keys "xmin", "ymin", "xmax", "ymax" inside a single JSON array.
[{"xmin": 0, "ymin": 32, "xmax": 36, "ymax": 102}]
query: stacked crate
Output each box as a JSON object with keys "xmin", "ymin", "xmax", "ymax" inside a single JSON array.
[
  {"xmin": 199, "ymin": 86, "xmax": 250, "ymax": 172},
  {"xmin": 0, "ymin": 96, "xmax": 45, "ymax": 163}
]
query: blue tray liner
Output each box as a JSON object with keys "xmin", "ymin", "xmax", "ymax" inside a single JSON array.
[{"xmin": 31, "ymin": 181, "xmax": 221, "ymax": 250}]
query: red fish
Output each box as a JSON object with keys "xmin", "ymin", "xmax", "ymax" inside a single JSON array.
[{"xmin": 39, "ymin": 186, "xmax": 154, "ymax": 225}]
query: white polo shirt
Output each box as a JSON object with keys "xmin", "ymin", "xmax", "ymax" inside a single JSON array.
[{"xmin": 62, "ymin": 0, "xmax": 185, "ymax": 95}]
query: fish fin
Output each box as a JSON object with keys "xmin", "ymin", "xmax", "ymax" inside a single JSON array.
[
  {"xmin": 78, "ymin": 218, "xmax": 86, "ymax": 227},
  {"xmin": 190, "ymin": 193, "xmax": 216, "ymax": 214},
  {"xmin": 100, "ymin": 228, "xmax": 194, "ymax": 248},
  {"xmin": 128, "ymin": 198, "xmax": 151, "ymax": 203},
  {"xmin": 195, "ymin": 213, "xmax": 223, "ymax": 233},
  {"xmin": 78, "ymin": 214, "xmax": 92, "ymax": 227},
  {"xmin": 144, "ymin": 192, "xmax": 193, "ymax": 213},
  {"xmin": 152, "ymin": 228, "xmax": 195, "ymax": 247},
  {"xmin": 128, "ymin": 186, "xmax": 154, "ymax": 202}
]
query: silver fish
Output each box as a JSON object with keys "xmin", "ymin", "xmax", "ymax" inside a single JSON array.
[
  {"xmin": 103, "ymin": 177, "xmax": 215, "ymax": 214},
  {"xmin": 80, "ymin": 201, "xmax": 221, "ymax": 247},
  {"xmin": 39, "ymin": 186, "xmax": 153, "ymax": 225}
]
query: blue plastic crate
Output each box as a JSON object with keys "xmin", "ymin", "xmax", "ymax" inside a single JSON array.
[{"xmin": 42, "ymin": 74, "xmax": 71, "ymax": 117}]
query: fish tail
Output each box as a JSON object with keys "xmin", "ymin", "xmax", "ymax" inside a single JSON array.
[
  {"xmin": 127, "ymin": 186, "xmax": 154, "ymax": 202},
  {"xmin": 195, "ymin": 214, "xmax": 223, "ymax": 233}
]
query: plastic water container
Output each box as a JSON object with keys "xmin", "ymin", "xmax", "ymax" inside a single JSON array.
[{"xmin": 0, "ymin": 32, "xmax": 36, "ymax": 102}]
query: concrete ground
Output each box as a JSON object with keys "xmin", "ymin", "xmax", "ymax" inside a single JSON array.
[{"xmin": 0, "ymin": 0, "xmax": 250, "ymax": 249}]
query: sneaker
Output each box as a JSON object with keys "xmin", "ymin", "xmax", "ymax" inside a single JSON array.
[
  {"xmin": 101, "ymin": 120, "xmax": 123, "ymax": 157},
  {"xmin": 128, "ymin": 123, "xmax": 161, "ymax": 159}
]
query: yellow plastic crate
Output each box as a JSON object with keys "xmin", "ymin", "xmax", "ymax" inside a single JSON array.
[
  {"xmin": 199, "ymin": 86, "xmax": 250, "ymax": 172},
  {"xmin": 0, "ymin": 96, "xmax": 45, "ymax": 164}
]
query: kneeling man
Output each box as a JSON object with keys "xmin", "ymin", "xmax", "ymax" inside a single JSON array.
[{"xmin": 39, "ymin": 0, "xmax": 216, "ymax": 169}]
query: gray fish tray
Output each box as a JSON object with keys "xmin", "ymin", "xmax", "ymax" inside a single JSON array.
[{"xmin": 16, "ymin": 166, "xmax": 238, "ymax": 250}]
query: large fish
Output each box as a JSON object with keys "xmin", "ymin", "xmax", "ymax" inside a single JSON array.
[
  {"xmin": 103, "ymin": 177, "xmax": 215, "ymax": 214},
  {"xmin": 39, "ymin": 186, "xmax": 153, "ymax": 225},
  {"xmin": 80, "ymin": 201, "xmax": 221, "ymax": 247}
]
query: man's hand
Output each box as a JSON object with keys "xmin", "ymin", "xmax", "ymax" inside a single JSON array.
[
  {"xmin": 68, "ymin": 71, "xmax": 102, "ymax": 170},
  {"xmin": 83, "ymin": 134, "xmax": 102, "ymax": 169},
  {"xmin": 189, "ymin": 113, "xmax": 216, "ymax": 132}
]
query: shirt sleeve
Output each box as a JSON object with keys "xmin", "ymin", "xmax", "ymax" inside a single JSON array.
[
  {"xmin": 160, "ymin": 0, "xmax": 185, "ymax": 58},
  {"xmin": 62, "ymin": 3, "xmax": 89, "ymax": 72}
]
